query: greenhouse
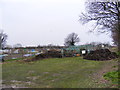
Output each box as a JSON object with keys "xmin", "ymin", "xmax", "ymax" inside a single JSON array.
[{"xmin": 61, "ymin": 45, "xmax": 96, "ymax": 57}]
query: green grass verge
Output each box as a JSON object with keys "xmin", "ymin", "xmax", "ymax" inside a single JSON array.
[
  {"xmin": 116, "ymin": 52, "xmax": 120, "ymax": 56},
  {"xmin": 104, "ymin": 71, "xmax": 119, "ymax": 83},
  {"xmin": 2, "ymin": 57, "xmax": 118, "ymax": 88}
]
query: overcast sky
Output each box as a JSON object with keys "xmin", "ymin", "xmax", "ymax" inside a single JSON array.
[{"xmin": 0, "ymin": 0, "xmax": 113, "ymax": 47}]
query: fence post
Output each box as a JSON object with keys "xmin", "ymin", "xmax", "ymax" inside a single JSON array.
[{"xmin": 61, "ymin": 49, "xmax": 64, "ymax": 58}]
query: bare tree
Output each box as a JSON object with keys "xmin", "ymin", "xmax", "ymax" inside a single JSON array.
[
  {"xmin": 64, "ymin": 32, "xmax": 80, "ymax": 46},
  {"xmin": 0, "ymin": 31, "xmax": 8, "ymax": 49},
  {"xmin": 80, "ymin": 1, "xmax": 120, "ymax": 51},
  {"xmin": 111, "ymin": 22, "xmax": 119, "ymax": 46}
]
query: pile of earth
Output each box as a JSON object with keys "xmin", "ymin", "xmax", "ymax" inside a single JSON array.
[
  {"xmin": 83, "ymin": 49, "xmax": 118, "ymax": 61},
  {"xmin": 35, "ymin": 50, "xmax": 62, "ymax": 59},
  {"xmin": 24, "ymin": 50, "xmax": 62, "ymax": 62}
]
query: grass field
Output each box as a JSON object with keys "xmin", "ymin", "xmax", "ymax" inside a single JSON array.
[{"xmin": 2, "ymin": 57, "xmax": 119, "ymax": 88}]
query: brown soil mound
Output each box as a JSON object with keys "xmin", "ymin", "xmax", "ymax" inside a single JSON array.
[
  {"xmin": 83, "ymin": 49, "xmax": 118, "ymax": 61},
  {"xmin": 35, "ymin": 50, "xmax": 62, "ymax": 59},
  {"xmin": 24, "ymin": 50, "xmax": 62, "ymax": 62}
]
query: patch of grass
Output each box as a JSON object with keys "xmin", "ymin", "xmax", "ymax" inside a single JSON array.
[
  {"xmin": 116, "ymin": 52, "xmax": 120, "ymax": 56},
  {"xmin": 5, "ymin": 56, "xmax": 35, "ymax": 62},
  {"xmin": 2, "ymin": 57, "xmax": 118, "ymax": 88},
  {"xmin": 104, "ymin": 70, "xmax": 119, "ymax": 85}
]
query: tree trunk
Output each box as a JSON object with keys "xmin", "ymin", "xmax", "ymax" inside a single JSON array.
[
  {"xmin": 117, "ymin": 2, "xmax": 120, "ymax": 53},
  {"xmin": 118, "ymin": 29, "xmax": 120, "ymax": 52}
]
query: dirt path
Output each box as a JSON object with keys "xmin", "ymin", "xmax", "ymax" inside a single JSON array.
[{"xmin": 92, "ymin": 60, "xmax": 118, "ymax": 88}]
